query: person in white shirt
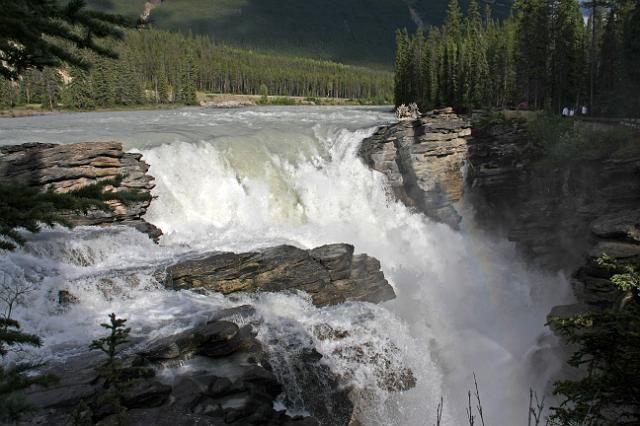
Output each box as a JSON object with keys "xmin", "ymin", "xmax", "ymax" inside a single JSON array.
[
  {"xmin": 581, "ymin": 105, "xmax": 588, "ymax": 115},
  {"xmin": 569, "ymin": 108, "xmax": 575, "ymax": 117},
  {"xmin": 562, "ymin": 106, "xmax": 569, "ymax": 117}
]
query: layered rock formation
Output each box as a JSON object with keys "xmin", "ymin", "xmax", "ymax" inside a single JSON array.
[
  {"xmin": 0, "ymin": 142, "xmax": 161, "ymax": 240},
  {"xmin": 159, "ymin": 243, "xmax": 395, "ymax": 307},
  {"xmin": 359, "ymin": 110, "xmax": 471, "ymax": 227}
]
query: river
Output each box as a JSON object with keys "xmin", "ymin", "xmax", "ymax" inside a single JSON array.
[{"xmin": 0, "ymin": 106, "xmax": 571, "ymax": 424}]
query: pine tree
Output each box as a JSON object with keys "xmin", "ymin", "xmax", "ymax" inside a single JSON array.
[
  {"xmin": 463, "ymin": 0, "xmax": 489, "ymax": 109},
  {"xmin": 92, "ymin": 58, "xmax": 116, "ymax": 107},
  {"xmin": 0, "ymin": 79, "xmax": 14, "ymax": 108},
  {"xmin": 550, "ymin": 0, "xmax": 586, "ymax": 113},
  {"xmin": 0, "ymin": 179, "xmax": 151, "ymax": 252},
  {"xmin": 177, "ymin": 53, "xmax": 198, "ymax": 105},
  {"xmin": 394, "ymin": 29, "xmax": 411, "ymax": 107},
  {"xmin": 156, "ymin": 66, "xmax": 170, "ymax": 104},
  {"xmin": 40, "ymin": 68, "xmax": 62, "ymax": 110},
  {"xmin": 89, "ymin": 313, "xmax": 131, "ymax": 425},
  {"xmin": 89, "ymin": 313, "xmax": 130, "ymax": 386},
  {"xmin": 445, "ymin": 0, "xmax": 463, "ymax": 42},
  {"xmin": 0, "ymin": 0, "xmax": 131, "ymax": 80},
  {"xmin": 63, "ymin": 67, "xmax": 95, "ymax": 110},
  {"xmin": 549, "ymin": 255, "xmax": 640, "ymax": 425}
]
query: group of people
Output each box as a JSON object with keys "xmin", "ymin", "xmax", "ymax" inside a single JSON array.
[{"xmin": 562, "ymin": 105, "xmax": 588, "ymax": 117}]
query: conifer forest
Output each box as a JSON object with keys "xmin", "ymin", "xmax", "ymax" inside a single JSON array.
[
  {"xmin": 394, "ymin": 0, "xmax": 640, "ymax": 117},
  {"xmin": 0, "ymin": 29, "xmax": 394, "ymax": 110}
]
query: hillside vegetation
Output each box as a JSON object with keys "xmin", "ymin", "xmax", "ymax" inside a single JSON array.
[
  {"xmin": 0, "ymin": 29, "xmax": 393, "ymax": 110},
  {"xmin": 87, "ymin": 0, "xmax": 513, "ymax": 67}
]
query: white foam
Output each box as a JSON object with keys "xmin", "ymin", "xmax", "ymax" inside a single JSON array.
[{"xmin": 0, "ymin": 107, "xmax": 572, "ymax": 424}]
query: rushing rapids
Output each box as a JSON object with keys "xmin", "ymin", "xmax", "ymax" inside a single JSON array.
[{"xmin": 0, "ymin": 106, "xmax": 571, "ymax": 424}]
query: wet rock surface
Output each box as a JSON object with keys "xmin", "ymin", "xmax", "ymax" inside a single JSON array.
[
  {"xmin": 160, "ymin": 243, "xmax": 395, "ymax": 307},
  {"xmin": 0, "ymin": 142, "xmax": 161, "ymax": 240},
  {"xmin": 359, "ymin": 110, "xmax": 471, "ymax": 227},
  {"xmin": 21, "ymin": 308, "xmax": 341, "ymax": 426}
]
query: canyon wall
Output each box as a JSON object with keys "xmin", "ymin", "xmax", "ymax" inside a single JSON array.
[{"xmin": 360, "ymin": 114, "xmax": 640, "ymax": 316}]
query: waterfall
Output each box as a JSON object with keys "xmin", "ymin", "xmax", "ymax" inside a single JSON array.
[{"xmin": 0, "ymin": 106, "xmax": 571, "ymax": 424}]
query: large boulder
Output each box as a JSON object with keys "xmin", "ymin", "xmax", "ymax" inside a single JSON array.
[
  {"xmin": 0, "ymin": 142, "xmax": 161, "ymax": 240},
  {"xmin": 159, "ymin": 244, "xmax": 395, "ymax": 307}
]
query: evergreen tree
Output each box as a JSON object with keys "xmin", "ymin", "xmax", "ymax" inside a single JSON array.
[
  {"xmin": 445, "ymin": 0, "xmax": 464, "ymax": 42},
  {"xmin": 40, "ymin": 68, "xmax": 62, "ymax": 110},
  {"xmin": 259, "ymin": 83, "xmax": 269, "ymax": 104},
  {"xmin": 177, "ymin": 53, "xmax": 198, "ymax": 105},
  {"xmin": 63, "ymin": 67, "xmax": 95, "ymax": 110},
  {"xmin": 514, "ymin": 0, "xmax": 551, "ymax": 110},
  {"xmin": 92, "ymin": 58, "xmax": 116, "ymax": 107},
  {"xmin": 89, "ymin": 313, "xmax": 131, "ymax": 425},
  {"xmin": 550, "ymin": 0, "xmax": 586, "ymax": 112},
  {"xmin": 0, "ymin": 0, "xmax": 131, "ymax": 80},
  {"xmin": 462, "ymin": 0, "xmax": 489, "ymax": 109},
  {"xmin": 0, "ymin": 179, "xmax": 150, "ymax": 252},
  {"xmin": 394, "ymin": 29, "xmax": 411, "ymax": 107},
  {"xmin": 549, "ymin": 255, "xmax": 640, "ymax": 425},
  {"xmin": 156, "ymin": 66, "xmax": 170, "ymax": 104}
]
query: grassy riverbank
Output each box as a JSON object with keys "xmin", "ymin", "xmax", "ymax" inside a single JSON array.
[{"xmin": 0, "ymin": 93, "xmax": 389, "ymax": 118}]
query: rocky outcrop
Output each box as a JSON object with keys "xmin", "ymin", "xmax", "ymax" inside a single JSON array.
[
  {"xmin": 0, "ymin": 142, "xmax": 161, "ymax": 240},
  {"xmin": 466, "ymin": 121, "xmax": 640, "ymax": 272},
  {"xmin": 360, "ymin": 112, "xmax": 639, "ymax": 320},
  {"xmin": 23, "ymin": 308, "xmax": 330, "ymax": 425},
  {"xmin": 359, "ymin": 110, "xmax": 471, "ymax": 227},
  {"xmin": 159, "ymin": 244, "xmax": 395, "ymax": 307}
]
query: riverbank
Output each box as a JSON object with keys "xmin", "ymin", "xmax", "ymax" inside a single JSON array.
[{"xmin": 0, "ymin": 93, "xmax": 388, "ymax": 119}]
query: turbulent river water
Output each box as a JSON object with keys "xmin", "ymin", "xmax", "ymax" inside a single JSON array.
[{"xmin": 0, "ymin": 106, "xmax": 572, "ymax": 425}]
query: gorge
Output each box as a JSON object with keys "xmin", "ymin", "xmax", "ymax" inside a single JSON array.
[{"xmin": 2, "ymin": 105, "xmax": 635, "ymax": 425}]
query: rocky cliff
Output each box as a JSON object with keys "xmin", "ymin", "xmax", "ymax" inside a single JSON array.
[
  {"xmin": 360, "ymin": 114, "xmax": 640, "ymax": 317},
  {"xmin": 467, "ymin": 121, "xmax": 640, "ymax": 317},
  {"xmin": 359, "ymin": 110, "xmax": 471, "ymax": 227},
  {"xmin": 466, "ymin": 121, "xmax": 640, "ymax": 270},
  {"xmin": 0, "ymin": 142, "xmax": 161, "ymax": 240}
]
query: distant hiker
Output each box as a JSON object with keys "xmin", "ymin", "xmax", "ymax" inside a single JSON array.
[
  {"xmin": 562, "ymin": 106, "xmax": 569, "ymax": 117},
  {"xmin": 569, "ymin": 108, "xmax": 575, "ymax": 117},
  {"xmin": 581, "ymin": 105, "xmax": 588, "ymax": 115}
]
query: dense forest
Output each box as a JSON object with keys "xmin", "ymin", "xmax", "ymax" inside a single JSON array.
[
  {"xmin": 0, "ymin": 29, "xmax": 394, "ymax": 110},
  {"xmin": 395, "ymin": 0, "xmax": 640, "ymax": 117}
]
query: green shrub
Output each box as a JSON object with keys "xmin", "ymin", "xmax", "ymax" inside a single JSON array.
[
  {"xmin": 548, "ymin": 255, "xmax": 640, "ymax": 425},
  {"xmin": 528, "ymin": 115, "xmax": 637, "ymax": 165}
]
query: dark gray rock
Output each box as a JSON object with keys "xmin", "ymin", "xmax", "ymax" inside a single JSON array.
[{"xmin": 20, "ymin": 318, "xmax": 333, "ymax": 426}]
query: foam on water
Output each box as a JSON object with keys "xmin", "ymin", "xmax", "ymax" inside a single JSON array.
[{"xmin": 0, "ymin": 106, "xmax": 572, "ymax": 424}]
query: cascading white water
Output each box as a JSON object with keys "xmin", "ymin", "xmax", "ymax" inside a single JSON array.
[{"xmin": 0, "ymin": 106, "xmax": 572, "ymax": 425}]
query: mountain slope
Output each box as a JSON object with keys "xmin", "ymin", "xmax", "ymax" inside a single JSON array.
[{"xmin": 88, "ymin": 0, "xmax": 513, "ymax": 67}]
